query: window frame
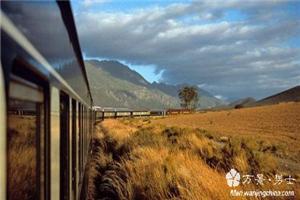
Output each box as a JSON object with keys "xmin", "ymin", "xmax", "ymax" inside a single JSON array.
[
  {"xmin": 59, "ymin": 91, "xmax": 70, "ymax": 200},
  {"xmin": 7, "ymin": 58, "xmax": 50, "ymax": 200}
]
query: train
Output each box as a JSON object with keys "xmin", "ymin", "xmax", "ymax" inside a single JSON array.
[
  {"xmin": 93, "ymin": 107, "xmax": 194, "ymax": 121},
  {"xmin": 93, "ymin": 107, "xmax": 161, "ymax": 120},
  {"xmin": 1, "ymin": 1, "xmax": 94, "ymax": 200}
]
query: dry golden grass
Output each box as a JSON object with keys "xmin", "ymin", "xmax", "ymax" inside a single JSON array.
[
  {"xmin": 8, "ymin": 115, "xmax": 37, "ymax": 200},
  {"xmin": 102, "ymin": 118, "xmax": 138, "ymax": 141},
  {"xmin": 152, "ymin": 102, "xmax": 300, "ymax": 175},
  {"xmin": 87, "ymin": 103, "xmax": 300, "ymax": 200},
  {"xmin": 88, "ymin": 122, "xmax": 238, "ymax": 200},
  {"xmin": 121, "ymin": 147, "xmax": 234, "ymax": 200},
  {"xmin": 153, "ymin": 102, "xmax": 299, "ymax": 141}
]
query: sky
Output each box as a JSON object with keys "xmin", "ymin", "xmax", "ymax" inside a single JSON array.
[{"xmin": 71, "ymin": 0, "xmax": 300, "ymax": 100}]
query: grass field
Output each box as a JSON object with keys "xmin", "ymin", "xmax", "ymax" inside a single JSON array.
[
  {"xmin": 87, "ymin": 102, "xmax": 300, "ymax": 200},
  {"xmin": 153, "ymin": 102, "xmax": 300, "ymax": 175},
  {"xmin": 8, "ymin": 115, "xmax": 37, "ymax": 200}
]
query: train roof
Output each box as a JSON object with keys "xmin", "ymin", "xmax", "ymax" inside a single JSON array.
[
  {"xmin": 1, "ymin": 1, "xmax": 93, "ymax": 105},
  {"xmin": 57, "ymin": 1, "xmax": 93, "ymax": 104}
]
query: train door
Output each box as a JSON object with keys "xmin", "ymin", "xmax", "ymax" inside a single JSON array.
[
  {"xmin": 7, "ymin": 68, "xmax": 48, "ymax": 200},
  {"xmin": 60, "ymin": 92, "xmax": 70, "ymax": 200}
]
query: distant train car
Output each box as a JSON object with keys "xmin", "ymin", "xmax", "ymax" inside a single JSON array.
[
  {"xmin": 1, "ymin": 1, "xmax": 94, "ymax": 200},
  {"xmin": 150, "ymin": 110, "xmax": 166, "ymax": 116},
  {"xmin": 93, "ymin": 109, "xmax": 153, "ymax": 120},
  {"xmin": 116, "ymin": 111, "xmax": 131, "ymax": 117},
  {"xmin": 166, "ymin": 109, "xmax": 192, "ymax": 115},
  {"xmin": 103, "ymin": 111, "xmax": 116, "ymax": 118},
  {"xmin": 132, "ymin": 111, "xmax": 151, "ymax": 116},
  {"xmin": 95, "ymin": 111, "xmax": 104, "ymax": 120},
  {"xmin": 93, "ymin": 106, "xmax": 104, "ymax": 120}
]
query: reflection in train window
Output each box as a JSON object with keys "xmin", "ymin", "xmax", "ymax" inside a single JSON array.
[
  {"xmin": 60, "ymin": 92, "xmax": 70, "ymax": 200},
  {"xmin": 78, "ymin": 103, "xmax": 82, "ymax": 179},
  {"xmin": 71, "ymin": 99, "xmax": 77, "ymax": 199},
  {"xmin": 7, "ymin": 77, "xmax": 44, "ymax": 200}
]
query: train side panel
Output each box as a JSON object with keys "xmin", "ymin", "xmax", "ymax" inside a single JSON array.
[
  {"xmin": 50, "ymin": 87, "xmax": 60, "ymax": 200},
  {"xmin": 0, "ymin": 62, "xmax": 7, "ymax": 200}
]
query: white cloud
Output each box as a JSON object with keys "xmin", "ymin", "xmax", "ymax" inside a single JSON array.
[
  {"xmin": 81, "ymin": 0, "xmax": 109, "ymax": 7},
  {"xmin": 214, "ymin": 95, "xmax": 226, "ymax": 100},
  {"xmin": 75, "ymin": 0, "xmax": 300, "ymax": 99}
]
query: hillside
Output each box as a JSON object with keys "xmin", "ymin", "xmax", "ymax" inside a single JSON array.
[
  {"xmin": 85, "ymin": 61, "xmax": 179, "ymax": 109},
  {"xmin": 86, "ymin": 60, "xmax": 224, "ymax": 109},
  {"xmin": 254, "ymin": 86, "xmax": 300, "ymax": 106},
  {"xmin": 88, "ymin": 60, "xmax": 149, "ymax": 87},
  {"xmin": 228, "ymin": 97, "xmax": 256, "ymax": 108}
]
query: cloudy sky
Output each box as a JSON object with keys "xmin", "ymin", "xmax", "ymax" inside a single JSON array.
[{"xmin": 71, "ymin": 0, "xmax": 300, "ymax": 100}]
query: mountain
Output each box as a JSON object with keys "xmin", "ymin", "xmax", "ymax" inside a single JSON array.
[
  {"xmin": 254, "ymin": 86, "xmax": 300, "ymax": 106},
  {"xmin": 85, "ymin": 60, "xmax": 225, "ymax": 109},
  {"xmin": 88, "ymin": 60, "xmax": 150, "ymax": 87},
  {"xmin": 228, "ymin": 97, "xmax": 256, "ymax": 108},
  {"xmin": 85, "ymin": 61, "xmax": 178, "ymax": 109}
]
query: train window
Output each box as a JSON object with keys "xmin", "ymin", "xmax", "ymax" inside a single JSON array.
[
  {"xmin": 80, "ymin": 105, "xmax": 84, "ymax": 174},
  {"xmin": 85, "ymin": 107, "xmax": 88, "ymax": 159},
  {"xmin": 84, "ymin": 106, "xmax": 86, "ymax": 163},
  {"xmin": 83, "ymin": 107, "xmax": 86, "ymax": 159},
  {"xmin": 83, "ymin": 106, "xmax": 86, "ymax": 165},
  {"xmin": 89, "ymin": 109, "xmax": 92, "ymax": 142},
  {"xmin": 60, "ymin": 92, "xmax": 70, "ymax": 200},
  {"xmin": 81, "ymin": 106, "xmax": 85, "ymax": 168},
  {"xmin": 78, "ymin": 103, "xmax": 82, "ymax": 180},
  {"xmin": 7, "ymin": 75, "xmax": 45, "ymax": 200},
  {"xmin": 71, "ymin": 99, "xmax": 77, "ymax": 200}
]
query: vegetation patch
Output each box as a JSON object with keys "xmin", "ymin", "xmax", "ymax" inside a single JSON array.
[{"xmin": 87, "ymin": 116, "xmax": 300, "ymax": 200}]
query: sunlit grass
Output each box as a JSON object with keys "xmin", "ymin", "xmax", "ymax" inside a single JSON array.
[
  {"xmin": 8, "ymin": 115, "xmax": 36, "ymax": 200},
  {"xmin": 9, "ymin": 104, "xmax": 299, "ymax": 199}
]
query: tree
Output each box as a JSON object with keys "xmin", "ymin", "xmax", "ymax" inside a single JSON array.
[{"xmin": 178, "ymin": 86, "xmax": 199, "ymax": 110}]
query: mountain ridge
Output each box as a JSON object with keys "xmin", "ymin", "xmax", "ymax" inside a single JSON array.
[
  {"xmin": 85, "ymin": 61, "xmax": 179, "ymax": 109},
  {"xmin": 253, "ymin": 86, "xmax": 300, "ymax": 106},
  {"xmin": 229, "ymin": 97, "xmax": 256, "ymax": 108},
  {"xmin": 89, "ymin": 60, "xmax": 150, "ymax": 87},
  {"xmin": 85, "ymin": 60, "xmax": 225, "ymax": 109}
]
